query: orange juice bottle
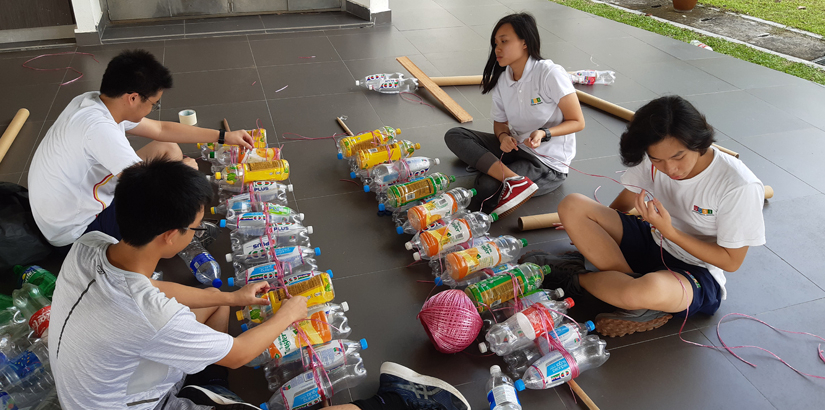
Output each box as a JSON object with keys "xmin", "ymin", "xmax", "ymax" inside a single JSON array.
[
  {"xmin": 214, "ymin": 159, "xmax": 290, "ymax": 185},
  {"xmin": 407, "ymin": 212, "xmax": 497, "ymax": 259},
  {"xmin": 406, "ymin": 187, "xmax": 477, "ymax": 232},
  {"xmin": 337, "ymin": 126, "xmax": 400, "ymax": 159},
  {"xmin": 444, "ymin": 236, "xmax": 527, "ymax": 281},
  {"xmin": 355, "ymin": 140, "xmax": 420, "ymax": 171}
]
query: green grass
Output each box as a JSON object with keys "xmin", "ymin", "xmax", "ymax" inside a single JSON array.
[
  {"xmin": 699, "ymin": 0, "xmax": 825, "ymax": 37},
  {"xmin": 548, "ymin": 0, "xmax": 825, "ymax": 85}
]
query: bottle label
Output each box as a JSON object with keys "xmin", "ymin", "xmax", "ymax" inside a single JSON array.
[
  {"xmin": 466, "ymin": 267, "xmax": 542, "ymax": 310},
  {"xmin": 488, "ymin": 385, "xmax": 520, "ymax": 409},
  {"xmin": 246, "ymin": 304, "xmax": 273, "ymax": 324},
  {"xmin": 389, "ymin": 178, "xmax": 436, "ymax": 208},
  {"xmin": 421, "ymin": 194, "xmax": 457, "ymax": 223},
  {"xmin": 267, "ymin": 311, "xmax": 330, "ymax": 360},
  {"xmin": 281, "ymin": 371, "xmax": 323, "ymax": 410},
  {"xmin": 251, "ymin": 181, "xmax": 279, "ymax": 192},
  {"xmin": 189, "ymin": 253, "xmax": 216, "ymax": 273},
  {"xmin": 422, "ymin": 219, "xmax": 471, "ymax": 256},
  {"xmin": 404, "ymin": 158, "xmax": 432, "ymax": 178},
  {"xmin": 245, "ymin": 266, "xmax": 319, "ymax": 288},
  {"xmin": 28, "ymin": 305, "xmax": 51, "ymax": 338},
  {"xmin": 458, "ymin": 243, "xmax": 501, "ymax": 275},
  {"xmin": 19, "ymin": 266, "xmax": 46, "ymax": 283},
  {"xmin": 520, "ymin": 304, "xmax": 556, "ymax": 337},
  {"xmin": 8, "ymin": 350, "xmax": 43, "ymax": 379},
  {"xmin": 533, "ymin": 352, "xmax": 572, "ymax": 385}
]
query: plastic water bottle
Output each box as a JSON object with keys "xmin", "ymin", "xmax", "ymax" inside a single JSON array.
[
  {"xmin": 356, "ymin": 73, "xmax": 419, "ymax": 94},
  {"xmin": 220, "ymin": 203, "xmax": 304, "ymax": 227},
  {"xmin": 228, "ymin": 256, "xmax": 331, "ymax": 286},
  {"xmin": 264, "ymin": 338, "xmax": 368, "ymax": 391},
  {"xmin": 0, "ymin": 337, "xmax": 49, "ymax": 390},
  {"xmin": 245, "ymin": 306, "xmax": 352, "ymax": 367},
  {"xmin": 13, "ymin": 266, "xmax": 56, "ymax": 300},
  {"xmin": 337, "ymin": 127, "xmax": 400, "ymax": 160},
  {"xmin": 378, "ymin": 173, "xmax": 456, "ymax": 212},
  {"xmin": 0, "ymin": 308, "xmax": 27, "ymax": 337},
  {"xmin": 408, "ymin": 212, "xmax": 498, "ymax": 260},
  {"xmin": 262, "ymin": 361, "xmax": 367, "ymax": 410},
  {"xmin": 178, "ymin": 239, "xmax": 222, "ymax": 288},
  {"xmin": 690, "ymin": 40, "xmax": 714, "ymax": 51},
  {"xmin": 569, "ymin": 70, "xmax": 616, "ymax": 85},
  {"xmin": 0, "ymin": 365, "xmax": 55, "ymax": 409},
  {"xmin": 11, "ymin": 284, "xmax": 51, "ymax": 338},
  {"xmin": 32, "ymin": 388, "xmax": 61, "ymax": 410},
  {"xmin": 358, "ymin": 157, "xmax": 440, "ymax": 192},
  {"xmin": 503, "ymin": 289, "xmax": 566, "ymax": 313},
  {"xmin": 464, "ymin": 263, "xmax": 548, "ymax": 312},
  {"xmin": 403, "ymin": 187, "xmax": 476, "ymax": 233},
  {"xmin": 487, "ymin": 365, "xmax": 524, "ymax": 410},
  {"xmin": 208, "ymin": 146, "xmax": 281, "ymax": 167},
  {"xmin": 230, "ymin": 252, "xmax": 318, "ymax": 276},
  {"xmin": 211, "ymin": 160, "xmax": 290, "ymax": 188},
  {"xmin": 226, "ymin": 244, "xmax": 319, "ymax": 267},
  {"xmin": 519, "ymin": 337, "xmax": 610, "ymax": 389},
  {"xmin": 442, "ymin": 236, "xmax": 528, "ymax": 283},
  {"xmin": 229, "ymin": 225, "xmax": 313, "ymax": 253},
  {"xmin": 479, "ymin": 288, "xmax": 566, "ymax": 339},
  {"xmin": 216, "ymin": 180, "xmax": 293, "ymax": 201},
  {"xmin": 503, "ymin": 323, "xmax": 596, "ymax": 377},
  {"xmin": 482, "ymin": 298, "xmax": 575, "ymax": 356},
  {"xmin": 354, "ymin": 140, "xmax": 421, "ymax": 171}
]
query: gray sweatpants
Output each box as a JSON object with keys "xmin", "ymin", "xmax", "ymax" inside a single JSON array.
[{"xmin": 444, "ymin": 127, "xmax": 566, "ymax": 212}]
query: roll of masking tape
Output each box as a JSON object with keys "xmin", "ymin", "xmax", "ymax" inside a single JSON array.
[{"xmin": 179, "ymin": 109, "xmax": 197, "ymax": 125}]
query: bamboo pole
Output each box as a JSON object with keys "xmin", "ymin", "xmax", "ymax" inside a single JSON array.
[{"xmin": 0, "ymin": 109, "xmax": 30, "ymax": 164}]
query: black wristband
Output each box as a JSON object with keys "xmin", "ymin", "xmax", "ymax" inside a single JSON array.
[
  {"xmin": 218, "ymin": 129, "xmax": 225, "ymax": 145},
  {"xmin": 539, "ymin": 128, "xmax": 551, "ymax": 142}
]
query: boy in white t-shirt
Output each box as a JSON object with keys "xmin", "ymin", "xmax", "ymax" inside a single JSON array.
[
  {"xmin": 28, "ymin": 49, "xmax": 254, "ymax": 249},
  {"xmin": 522, "ymin": 96, "xmax": 766, "ymax": 337}
]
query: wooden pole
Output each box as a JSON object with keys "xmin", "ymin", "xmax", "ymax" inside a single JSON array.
[
  {"xmin": 336, "ymin": 117, "xmax": 354, "ymax": 136},
  {"xmin": 222, "ymin": 118, "xmax": 231, "ymax": 132},
  {"xmin": 0, "ymin": 109, "xmax": 30, "ymax": 164},
  {"xmin": 568, "ymin": 380, "xmax": 601, "ymax": 410},
  {"xmin": 396, "ymin": 57, "xmax": 474, "ymax": 123}
]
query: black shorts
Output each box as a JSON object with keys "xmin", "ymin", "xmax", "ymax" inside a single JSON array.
[
  {"xmin": 84, "ymin": 201, "xmax": 122, "ymax": 240},
  {"xmin": 618, "ymin": 211, "xmax": 722, "ymax": 317}
]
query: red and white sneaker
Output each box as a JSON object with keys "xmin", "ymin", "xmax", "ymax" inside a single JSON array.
[{"xmin": 492, "ymin": 176, "xmax": 538, "ymax": 218}]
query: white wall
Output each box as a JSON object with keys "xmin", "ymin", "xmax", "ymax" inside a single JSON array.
[
  {"xmin": 71, "ymin": 0, "xmax": 103, "ymax": 33},
  {"xmin": 349, "ymin": 0, "xmax": 389, "ymax": 13}
]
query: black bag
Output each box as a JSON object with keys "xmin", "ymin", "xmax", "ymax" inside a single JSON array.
[{"xmin": 0, "ymin": 182, "xmax": 52, "ymax": 273}]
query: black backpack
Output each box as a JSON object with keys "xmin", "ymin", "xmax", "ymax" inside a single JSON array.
[{"xmin": 0, "ymin": 182, "xmax": 52, "ymax": 273}]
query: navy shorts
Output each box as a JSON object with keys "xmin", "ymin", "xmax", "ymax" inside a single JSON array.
[
  {"xmin": 617, "ymin": 211, "xmax": 721, "ymax": 317},
  {"xmin": 84, "ymin": 201, "xmax": 122, "ymax": 241}
]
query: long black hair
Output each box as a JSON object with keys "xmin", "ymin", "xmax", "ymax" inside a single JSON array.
[
  {"xmin": 619, "ymin": 96, "xmax": 715, "ymax": 167},
  {"xmin": 481, "ymin": 13, "xmax": 543, "ymax": 94}
]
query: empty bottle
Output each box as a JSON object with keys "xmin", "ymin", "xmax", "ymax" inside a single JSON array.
[
  {"xmin": 429, "ymin": 235, "xmax": 494, "ymax": 278},
  {"xmin": 262, "ymin": 362, "xmax": 367, "ymax": 410},
  {"xmin": 408, "ymin": 212, "xmax": 498, "ymax": 260},
  {"xmin": 356, "ymin": 72, "xmax": 418, "ymax": 94},
  {"xmin": 690, "ymin": 40, "xmax": 713, "ymax": 51},
  {"xmin": 220, "ymin": 203, "xmax": 304, "ymax": 227},
  {"xmin": 0, "ymin": 308, "xmax": 27, "ymax": 337},
  {"xmin": 264, "ymin": 338, "xmax": 368, "ymax": 391},
  {"xmin": 569, "ymin": 70, "xmax": 616, "ymax": 85},
  {"xmin": 487, "ymin": 365, "xmax": 524, "ymax": 410},
  {"xmin": 337, "ymin": 127, "xmax": 400, "ymax": 160},
  {"xmin": 478, "ymin": 288, "xmax": 566, "ymax": 345},
  {"xmin": 0, "ymin": 365, "xmax": 55, "ymax": 409},
  {"xmin": 227, "ymin": 256, "xmax": 331, "ymax": 286},
  {"xmin": 503, "ymin": 288, "xmax": 566, "ymax": 313},
  {"xmin": 231, "ymin": 252, "xmax": 318, "ymax": 276},
  {"xmin": 0, "ymin": 337, "xmax": 49, "ymax": 390},
  {"xmin": 443, "ymin": 236, "xmax": 528, "ymax": 283},
  {"xmin": 266, "ymin": 272, "xmax": 335, "ymax": 315},
  {"xmin": 178, "ymin": 239, "xmax": 222, "ymax": 288},
  {"xmin": 208, "ymin": 146, "xmax": 281, "ymax": 168},
  {"xmin": 226, "ymin": 244, "xmax": 320, "ymax": 268},
  {"xmin": 32, "ymin": 388, "xmax": 61, "ymax": 410},
  {"xmin": 519, "ymin": 337, "xmax": 610, "ymax": 389},
  {"xmin": 216, "ymin": 180, "xmax": 293, "ymax": 199},
  {"xmin": 464, "ymin": 263, "xmax": 548, "ymax": 312},
  {"xmin": 11, "ymin": 285, "xmax": 51, "ymax": 338},
  {"xmin": 483, "ymin": 298, "xmax": 575, "ymax": 356},
  {"xmin": 358, "ymin": 157, "xmax": 440, "ymax": 192},
  {"xmin": 229, "ymin": 225, "xmax": 313, "ymax": 254},
  {"xmin": 378, "ymin": 173, "xmax": 456, "ymax": 212},
  {"xmin": 13, "ymin": 266, "xmax": 56, "ymax": 300},
  {"xmin": 354, "ymin": 140, "xmax": 421, "ymax": 171},
  {"xmin": 503, "ymin": 323, "xmax": 596, "ymax": 377},
  {"xmin": 404, "ymin": 187, "xmax": 477, "ymax": 233},
  {"xmin": 212, "ymin": 160, "xmax": 290, "ymax": 187}
]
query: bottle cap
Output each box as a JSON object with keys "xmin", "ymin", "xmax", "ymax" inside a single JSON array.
[
  {"xmin": 219, "ymin": 219, "xmax": 227, "ymax": 228},
  {"xmin": 228, "ymin": 277, "xmax": 235, "ymax": 287},
  {"xmin": 355, "ymin": 80, "xmax": 361, "ymax": 86},
  {"xmin": 479, "ymin": 343, "xmax": 488, "ymax": 354},
  {"xmin": 215, "ymin": 172, "xmax": 222, "ymax": 180},
  {"xmin": 434, "ymin": 277, "xmax": 443, "ymax": 286},
  {"xmin": 433, "ymin": 158, "xmax": 440, "ymax": 165},
  {"xmin": 326, "ymin": 269, "xmax": 333, "ymax": 278},
  {"xmin": 519, "ymin": 238, "xmax": 528, "ymax": 247},
  {"xmin": 556, "ymin": 288, "xmax": 564, "ymax": 298},
  {"xmin": 286, "ymin": 184, "xmax": 294, "ymax": 192},
  {"xmin": 412, "ymin": 252, "xmax": 421, "ymax": 261},
  {"xmin": 469, "ymin": 189, "xmax": 478, "ymax": 197},
  {"xmin": 225, "ymin": 254, "xmax": 233, "ymax": 262},
  {"xmin": 396, "ymin": 226, "xmax": 404, "ymax": 235},
  {"xmin": 514, "ymin": 379, "xmax": 526, "ymax": 391},
  {"xmin": 209, "ymin": 152, "xmax": 216, "ymax": 159},
  {"xmin": 314, "ymin": 247, "xmax": 321, "ymax": 256},
  {"xmin": 378, "ymin": 203, "xmax": 386, "ymax": 212},
  {"xmin": 338, "ymin": 152, "xmax": 344, "ymax": 159},
  {"xmin": 405, "ymin": 242, "xmax": 413, "ymax": 250},
  {"xmin": 364, "ymin": 185, "xmax": 371, "ymax": 193},
  {"xmin": 396, "ymin": 129, "xmax": 401, "ymax": 134},
  {"xmin": 360, "ymin": 338, "xmax": 369, "ymax": 350},
  {"xmin": 564, "ymin": 297, "xmax": 575, "ymax": 308},
  {"xmin": 341, "ymin": 302, "xmax": 349, "ymax": 312},
  {"xmin": 306, "ymin": 226, "xmax": 313, "ymax": 235},
  {"xmin": 350, "ymin": 171, "xmax": 357, "ymax": 179},
  {"xmin": 585, "ymin": 320, "xmax": 595, "ymax": 332},
  {"xmin": 212, "ymin": 278, "xmax": 222, "ymax": 288},
  {"xmin": 541, "ymin": 265, "xmax": 552, "ymax": 275},
  {"xmin": 261, "ymin": 403, "xmax": 269, "ymax": 410},
  {"xmin": 490, "ymin": 365, "xmax": 500, "ymax": 374},
  {"xmin": 235, "ymin": 311, "xmax": 244, "ymax": 321},
  {"xmin": 241, "ymin": 323, "xmax": 248, "ymax": 332},
  {"xmin": 449, "ymin": 175, "xmax": 456, "ymax": 182},
  {"xmin": 210, "ymin": 207, "xmax": 216, "ymax": 214},
  {"xmin": 414, "ymin": 143, "xmax": 421, "ymax": 149},
  {"xmin": 490, "ymin": 213, "xmax": 499, "ymax": 222}
]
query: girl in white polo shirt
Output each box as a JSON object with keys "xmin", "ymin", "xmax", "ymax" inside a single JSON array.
[{"xmin": 444, "ymin": 13, "xmax": 585, "ymax": 217}]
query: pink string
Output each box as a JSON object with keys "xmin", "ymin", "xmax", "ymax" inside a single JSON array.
[
  {"xmin": 22, "ymin": 51, "xmax": 99, "ymax": 85},
  {"xmin": 400, "ymin": 91, "xmax": 436, "ymax": 109}
]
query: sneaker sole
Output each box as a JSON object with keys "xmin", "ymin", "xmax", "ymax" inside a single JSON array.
[
  {"xmin": 178, "ymin": 385, "xmax": 259, "ymax": 409},
  {"xmin": 594, "ymin": 314, "xmax": 672, "ymax": 338},
  {"xmin": 492, "ymin": 184, "xmax": 538, "ymax": 218},
  {"xmin": 380, "ymin": 362, "xmax": 471, "ymax": 410}
]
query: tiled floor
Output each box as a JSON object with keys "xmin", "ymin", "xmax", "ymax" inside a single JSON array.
[{"xmin": 3, "ymin": 0, "xmax": 825, "ymax": 408}]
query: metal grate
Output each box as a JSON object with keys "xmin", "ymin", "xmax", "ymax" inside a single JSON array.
[{"xmin": 814, "ymin": 56, "xmax": 825, "ymax": 66}]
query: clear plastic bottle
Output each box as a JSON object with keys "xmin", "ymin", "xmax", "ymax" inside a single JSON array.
[
  {"xmin": 32, "ymin": 387, "xmax": 61, "ymax": 410},
  {"xmin": 0, "ymin": 322, "xmax": 35, "ymax": 363},
  {"xmin": 337, "ymin": 127, "xmax": 400, "ymax": 160},
  {"xmin": 264, "ymin": 338, "xmax": 368, "ymax": 391},
  {"xmin": 13, "ymin": 266, "xmax": 56, "ymax": 300},
  {"xmin": 261, "ymin": 361, "xmax": 367, "ymax": 410},
  {"xmin": 482, "ymin": 298, "xmax": 575, "ymax": 356},
  {"xmin": 229, "ymin": 225, "xmax": 313, "ymax": 254},
  {"xmin": 486, "ymin": 365, "xmax": 524, "ymax": 410},
  {"xmin": 11, "ymin": 284, "xmax": 51, "ymax": 338},
  {"xmin": 220, "ymin": 203, "xmax": 304, "ymax": 227},
  {"xmin": 519, "ymin": 337, "xmax": 610, "ymax": 389},
  {"xmin": 0, "ymin": 365, "xmax": 55, "ymax": 409},
  {"xmin": 0, "ymin": 337, "xmax": 49, "ymax": 390},
  {"xmin": 464, "ymin": 263, "xmax": 548, "ymax": 312},
  {"xmin": 226, "ymin": 245, "xmax": 320, "ymax": 268},
  {"xmin": 502, "ymin": 322, "xmax": 596, "ymax": 377},
  {"xmin": 265, "ymin": 272, "xmax": 335, "ymax": 315},
  {"xmin": 503, "ymin": 288, "xmax": 566, "ymax": 313},
  {"xmin": 231, "ymin": 253, "xmax": 318, "ymax": 276},
  {"xmin": 357, "ymin": 157, "xmax": 440, "ymax": 192},
  {"xmin": 408, "ymin": 212, "xmax": 498, "ymax": 260},
  {"xmin": 443, "ymin": 236, "xmax": 528, "ymax": 282},
  {"xmin": 568, "ymin": 70, "xmax": 616, "ymax": 85},
  {"xmin": 690, "ymin": 40, "xmax": 713, "ymax": 51},
  {"xmin": 178, "ymin": 239, "xmax": 222, "ymax": 288},
  {"xmin": 212, "ymin": 160, "xmax": 290, "ymax": 188},
  {"xmin": 403, "ymin": 187, "xmax": 476, "ymax": 234},
  {"xmin": 378, "ymin": 173, "xmax": 456, "ymax": 212},
  {"xmin": 356, "ymin": 73, "xmax": 418, "ymax": 94},
  {"xmin": 429, "ymin": 235, "xmax": 494, "ymax": 277},
  {"xmin": 354, "ymin": 140, "xmax": 421, "ymax": 172},
  {"xmin": 479, "ymin": 288, "xmax": 565, "ymax": 340},
  {"xmin": 227, "ymin": 256, "xmax": 331, "ymax": 286},
  {"xmin": 216, "ymin": 180, "xmax": 293, "ymax": 200},
  {"xmin": 0, "ymin": 308, "xmax": 27, "ymax": 337},
  {"xmin": 239, "ymin": 299, "xmax": 346, "ymax": 332},
  {"xmin": 208, "ymin": 146, "xmax": 281, "ymax": 168}
]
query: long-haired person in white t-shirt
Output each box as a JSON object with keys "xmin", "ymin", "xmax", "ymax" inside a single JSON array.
[
  {"xmin": 522, "ymin": 96, "xmax": 766, "ymax": 337},
  {"xmin": 444, "ymin": 13, "xmax": 585, "ymax": 218}
]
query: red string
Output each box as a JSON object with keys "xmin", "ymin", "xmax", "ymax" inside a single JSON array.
[
  {"xmin": 22, "ymin": 51, "xmax": 99, "ymax": 86},
  {"xmin": 400, "ymin": 92, "xmax": 436, "ymax": 109}
]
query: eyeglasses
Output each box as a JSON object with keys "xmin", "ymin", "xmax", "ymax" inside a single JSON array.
[
  {"xmin": 139, "ymin": 94, "xmax": 162, "ymax": 112},
  {"xmin": 183, "ymin": 221, "xmax": 209, "ymax": 237}
]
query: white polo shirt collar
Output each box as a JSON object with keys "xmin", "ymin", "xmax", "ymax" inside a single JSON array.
[{"xmin": 503, "ymin": 56, "xmax": 538, "ymax": 87}]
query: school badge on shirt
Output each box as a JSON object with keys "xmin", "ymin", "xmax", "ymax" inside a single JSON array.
[
  {"xmin": 693, "ymin": 205, "xmax": 715, "ymax": 216},
  {"xmin": 530, "ymin": 96, "xmax": 543, "ymax": 106}
]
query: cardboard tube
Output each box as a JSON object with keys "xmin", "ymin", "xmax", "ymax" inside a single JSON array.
[
  {"xmin": 0, "ymin": 108, "xmax": 30, "ymax": 164},
  {"xmin": 179, "ymin": 109, "xmax": 197, "ymax": 126},
  {"xmin": 222, "ymin": 118, "xmax": 231, "ymax": 132},
  {"xmin": 337, "ymin": 117, "xmax": 354, "ymax": 136},
  {"xmin": 430, "ymin": 75, "xmax": 483, "ymax": 86},
  {"xmin": 765, "ymin": 185, "xmax": 773, "ymax": 199}
]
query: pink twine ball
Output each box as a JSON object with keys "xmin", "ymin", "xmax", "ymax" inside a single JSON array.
[{"xmin": 418, "ymin": 290, "xmax": 483, "ymax": 354}]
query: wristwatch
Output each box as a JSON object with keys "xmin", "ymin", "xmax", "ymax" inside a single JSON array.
[
  {"xmin": 539, "ymin": 127, "xmax": 551, "ymax": 142},
  {"xmin": 218, "ymin": 129, "xmax": 226, "ymax": 145}
]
